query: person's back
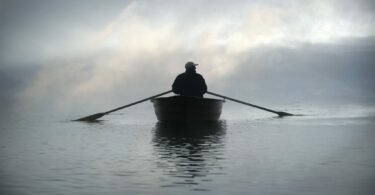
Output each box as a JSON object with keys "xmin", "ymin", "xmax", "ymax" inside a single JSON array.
[{"xmin": 172, "ymin": 61, "xmax": 207, "ymax": 97}]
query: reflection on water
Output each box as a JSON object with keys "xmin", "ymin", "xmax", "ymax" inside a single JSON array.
[{"xmin": 152, "ymin": 121, "xmax": 226, "ymax": 189}]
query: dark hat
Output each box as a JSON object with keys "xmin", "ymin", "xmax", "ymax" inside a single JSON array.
[{"xmin": 185, "ymin": 61, "xmax": 198, "ymax": 69}]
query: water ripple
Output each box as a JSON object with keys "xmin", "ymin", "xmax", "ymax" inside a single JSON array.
[{"xmin": 152, "ymin": 121, "xmax": 227, "ymax": 188}]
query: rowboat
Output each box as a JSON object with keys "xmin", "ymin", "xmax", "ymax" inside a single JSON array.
[
  {"xmin": 75, "ymin": 91, "xmax": 292, "ymax": 122},
  {"xmin": 151, "ymin": 96, "xmax": 224, "ymax": 122}
]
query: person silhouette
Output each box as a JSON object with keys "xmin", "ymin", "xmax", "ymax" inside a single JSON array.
[{"xmin": 172, "ymin": 61, "xmax": 207, "ymax": 98}]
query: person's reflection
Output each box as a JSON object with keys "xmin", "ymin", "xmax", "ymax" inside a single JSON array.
[{"xmin": 152, "ymin": 121, "xmax": 226, "ymax": 188}]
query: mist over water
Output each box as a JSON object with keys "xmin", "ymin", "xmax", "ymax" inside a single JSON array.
[{"xmin": 2, "ymin": 38, "xmax": 375, "ymax": 118}]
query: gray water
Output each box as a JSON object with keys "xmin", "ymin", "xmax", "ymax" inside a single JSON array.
[{"xmin": 1, "ymin": 105, "xmax": 375, "ymax": 195}]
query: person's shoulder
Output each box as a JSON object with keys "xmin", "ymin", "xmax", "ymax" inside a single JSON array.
[
  {"xmin": 195, "ymin": 73, "xmax": 205, "ymax": 79},
  {"xmin": 178, "ymin": 72, "xmax": 187, "ymax": 76},
  {"xmin": 176, "ymin": 72, "xmax": 186, "ymax": 78}
]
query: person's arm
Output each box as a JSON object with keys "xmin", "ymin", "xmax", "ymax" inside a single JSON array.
[
  {"xmin": 199, "ymin": 75, "xmax": 207, "ymax": 95},
  {"xmin": 172, "ymin": 75, "xmax": 181, "ymax": 94}
]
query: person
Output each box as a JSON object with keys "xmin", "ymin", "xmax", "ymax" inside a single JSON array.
[{"xmin": 172, "ymin": 61, "xmax": 207, "ymax": 97}]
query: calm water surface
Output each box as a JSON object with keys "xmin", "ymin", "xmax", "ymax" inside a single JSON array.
[{"xmin": 1, "ymin": 107, "xmax": 375, "ymax": 195}]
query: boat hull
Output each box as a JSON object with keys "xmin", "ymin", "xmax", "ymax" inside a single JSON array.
[{"xmin": 151, "ymin": 96, "xmax": 224, "ymax": 122}]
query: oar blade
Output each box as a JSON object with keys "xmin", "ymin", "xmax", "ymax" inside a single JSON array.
[
  {"xmin": 74, "ymin": 113, "xmax": 106, "ymax": 121},
  {"xmin": 277, "ymin": 111, "xmax": 294, "ymax": 117}
]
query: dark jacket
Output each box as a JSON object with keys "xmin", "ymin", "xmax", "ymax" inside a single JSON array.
[{"xmin": 172, "ymin": 69, "xmax": 207, "ymax": 97}]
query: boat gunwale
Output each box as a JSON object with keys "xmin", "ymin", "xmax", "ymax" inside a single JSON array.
[
  {"xmin": 151, "ymin": 95, "xmax": 225, "ymax": 103},
  {"xmin": 151, "ymin": 95, "xmax": 224, "ymax": 122}
]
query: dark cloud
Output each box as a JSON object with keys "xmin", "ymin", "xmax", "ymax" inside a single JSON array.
[
  {"xmin": 221, "ymin": 37, "xmax": 375, "ymax": 106},
  {"xmin": 0, "ymin": 64, "xmax": 40, "ymax": 120}
]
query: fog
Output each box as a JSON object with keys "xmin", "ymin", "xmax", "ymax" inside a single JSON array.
[{"xmin": 1, "ymin": 0, "xmax": 374, "ymax": 117}]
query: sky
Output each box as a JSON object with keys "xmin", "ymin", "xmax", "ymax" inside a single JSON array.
[{"xmin": 0, "ymin": 0, "xmax": 374, "ymax": 116}]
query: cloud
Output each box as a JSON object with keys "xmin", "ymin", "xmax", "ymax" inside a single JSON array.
[
  {"xmin": 2, "ymin": 0, "xmax": 374, "ymax": 65},
  {"xmin": 219, "ymin": 39, "xmax": 375, "ymax": 105},
  {"xmin": 17, "ymin": 38, "xmax": 375, "ymax": 115}
]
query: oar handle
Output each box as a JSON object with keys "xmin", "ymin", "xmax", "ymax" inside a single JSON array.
[
  {"xmin": 207, "ymin": 91, "xmax": 288, "ymax": 116},
  {"xmin": 105, "ymin": 90, "xmax": 172, "ymax": 114}
]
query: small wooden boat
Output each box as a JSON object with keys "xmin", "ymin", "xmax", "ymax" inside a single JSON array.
[{"xmin": 151, "ymin": 96, "xmax": 224, "ymax": 122}]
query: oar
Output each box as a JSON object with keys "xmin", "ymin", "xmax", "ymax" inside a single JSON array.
[
  {"xmin": 75, "ymin": 90, "xmax": 172, "ymax": 121},
  {"xmin": 207, "ymin": 91, "xmax": 293, "ymax": 117}
]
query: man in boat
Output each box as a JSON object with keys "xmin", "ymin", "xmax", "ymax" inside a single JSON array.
[{"xmin": 172, "ymin": 61, "xmax": 207, "ymax": 98}]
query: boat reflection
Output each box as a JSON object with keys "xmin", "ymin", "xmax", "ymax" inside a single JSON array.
[{"xmin": 152, "ymin": 121, "xmax": 226, "ymax": 188}]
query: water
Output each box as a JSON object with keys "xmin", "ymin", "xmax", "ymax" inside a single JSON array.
[{"xmin": 1, "ymin": 106, "xmax": 375, "ymax": 195}]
